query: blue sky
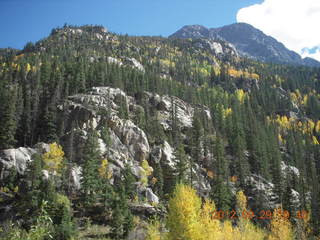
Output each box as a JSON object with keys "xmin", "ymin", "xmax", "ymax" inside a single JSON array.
[{"xmin": 0, "ymin": 0, "xmax": 262, "ymax": 49}]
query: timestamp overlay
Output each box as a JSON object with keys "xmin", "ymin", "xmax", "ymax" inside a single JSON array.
[{"xmin": 211, "ymin": 209, "xmax": 309, "ymax": 220}]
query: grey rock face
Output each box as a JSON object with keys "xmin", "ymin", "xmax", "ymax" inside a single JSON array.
[
  {"xmin": 57, "ymin": 87, "xmax": 218, "ymax": 201},
  {"xmin": 123, "ymin": 57, "xmax": 145, "ymax": 72},
  {"xmin": 70, "ymin": 166, "xmax": 82, "ymax": 190},
  {"xmin": 145, "ymin": 188, "xmax": 159, "ymax": 204},
  {"xmin": 245, "ymin": 161, "xmax": 302, "ymax": 211},
  {"xmin": 0, "ymin": 143, "xmax": 83, "ymax": 191},
  {"xmin": 0, "ymin": 144, "xmax": 49, "ymax": 178},
  {"xmin": 0, "ymin": 147, "xmax": 36, "ymax": 175},
  {"xmin": 246, "ymin": 174, "xmax": 279, "ymax": 210}
]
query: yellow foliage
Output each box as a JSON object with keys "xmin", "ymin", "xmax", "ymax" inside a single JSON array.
[
  {"xmin": 228, "ymin": 68, "xmax": 259, "ymax": 80},
  {"xmin": 151, "ymin": 177, "xmax": 158, "ymax": 185},
  {"xmin": 11, "ymin": 63, "xmax": 17, "ymax": 69},
  {"xmin": 235, "ymin": 89, "xmax": 246, "ymax": 104},
  {"xmin": 197, "ymin": 67, "xmax": 210, "ymax": 77},
  {"xmin": 141, "ymin": 159, "xmax": 153, "ymax": 186},
  {"xmin": 200, "ymin": 199, "xmax": 221, "ymax": 240},
  {"xmin": 98, "ymin": 159, "xmax": 112, "ymax": 179},
  {"xmin": 42, "ymin": 143, "xmax": 64, "ymax": 174},
  {"xmin": 316, "ymin": 120, "xmax": 320, "ymax": 133},
  {"xmin": 222, "ymin": 107, "xmax": 232, "ymax": 119},
  {"xmin": 0, "ymin": 187, "xmax": 10, "ymax": 193},
  {"xmin": 236, "ymin": 190, "xmax": 247, "ymax": 212},
  {"xmin": 26, "ymin": 63, "xmax": 31, "ymax": 73},
  {"xmin": 166, "ymin": 184, "xmax": 203, "ymax": 240},
  {"xmin": 302, "ymin": 95, "xmax": 308, "ymax": 106},
  {"xmin": 160, "ymin": 185, "xmax": 307, "ymax": 240},
  {"xmin": 312, "ymin": 136, "xmax": 319, "ymax": 145},
  {"xmin": 160, "ymin": 59, "xmax": 175, "ymax": 68},
  {"xmin": 230, "ymin": 175, "xmax": 238, "ymax": 183},
  {"xmin": 221, "ymin": 221, "xmax": 240, "ymax": 240},
  {"xmin": 278, "ymin": 134, "xmax": 284, "ymax": 143},
  {"xmin": 141, "ymin": 159, "xmax": 153, "ymax": 176},
  {"xmin": 275, "ymin": 75, "xmax": 284, "ymax": 85},
  {"xmin": 250, "ymin": 73, "xmax": 260, "ymax": 80},
  {"xmin": 235, "ymin": 191, "xmax": 267, "ymax": 239},
  {"xmin": 239, "ymin": 221, "xmax": 267, "ymax": 240},
  {"xmin": 268, "ymin": 208, "xmax": 293, "ymax": 240},
  {"xmin": 275, "ymin": 115, "xmax": 290, "ymax": 130},
  {"xmin": 229, "ymin": 68, "xmax": 242, "ymax": 78},
  {"xmin": 146, "ymin": 221, "xmax": 162, "ymax": 240},
  {"xmin": 206, "ymin": 170, "xmax": 215, "ymax": 179}
]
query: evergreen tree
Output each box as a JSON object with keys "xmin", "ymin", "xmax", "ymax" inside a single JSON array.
[
  {"xmin": 190, "ymin": 113, "xmax": 203, "ymax": 186},
  {"xmin": 109, "ymin": 184, "xmax": 133, "ymax": 239},
  {"xmin": 153, "ymin": 161, "xmax": 164, "ymax": 199},
  {"xmin": 211, "ymin": 136, "xmax": 232, "ymax": 211},
  {"xmin": 175, "ymin": 142, "xmax": 188, "ymax": 184},
  {"xmin": 80, "ymin": 128, "xmax": 102, "ymax": 206},
  {"xmin": 0, "ymin": 83, "xmax": 18, "ymax": 149}
]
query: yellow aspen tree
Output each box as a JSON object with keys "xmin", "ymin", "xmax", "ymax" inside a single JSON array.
[
  {"xmin": 236, "ymin": 190, "xmax": 250, "ymax": 237},
  {"xmin": 200, "ymin": 199, "xmax": 222, "ymax": 240},
  {"xmin": 222, "ymin": 107, "xmax": 232, "ymax": 119},
  {"xmin": 302, "ymin": 95, "xmax": 308, "ymax": 106},
  {"xmin": 312, "ymin": 136, "xmax": 319, "ymax": 145},
  {"xmin": 268, "ymin": 208, "xmax": 293, "ymax": 240},
  {"xmin": 166, "ymin": 184, "xmax": 203, "ymax": 240},
  {"xmin": 42, "ymin": 142, "xmax": 64, "ymax": 174},
  {"xmin": 235, "ymin": 89, "xmax": 246, "ymax": 104},
  {"xmin": 141, "ymin": 159, "xmax": 153, "ymax": 186},
  {"xmin": 315, "ymin": 120, "xmax": 320, "ymax": 132},
  {"xmin": 145, "ymin": 220, "xmax": 162, "ymax": 240},
  {"xmin": 236, "ymin": 191, "xmax": 266, "ymax": 240},
  {"xmin": 98, "ymin": 158, "xmax": 112, "ymax": 179},
  {"xmin": 221, "ymin": 220, "xmax": 240, "ymax": 240},
  {"xmin": 250, "ymin": 73, "xmax": 259, "ymax": 79},
  {"xmin": 25, "ymin": 63, "xmax": 31, "ymax": 73}
]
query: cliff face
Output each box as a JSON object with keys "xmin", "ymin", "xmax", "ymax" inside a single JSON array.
[{"xmin": 0, "ymin": 86, "xmax": 301, "ymax": 216}]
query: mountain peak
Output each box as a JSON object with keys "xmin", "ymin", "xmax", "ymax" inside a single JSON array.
[
  {"xmin": 170, "ymin": 23, "xmax": 320, "ymax": 67},
  {"xmin": 172, "ymin": 24, "xmax": 209, "ymax": 39}
]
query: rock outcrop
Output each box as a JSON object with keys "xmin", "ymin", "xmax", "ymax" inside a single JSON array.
[
  {"xmin": 0, "ymin": 143, "xmax": 49, "ymax": 178},
  {"xmin": 0, "ymin": 86, "xmax": 306, "ymax": 215}
]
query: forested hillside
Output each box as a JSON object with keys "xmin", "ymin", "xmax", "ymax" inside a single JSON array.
[{"xmin": 0, "ymin": 24, "xmax": 320, "ymax": 239}]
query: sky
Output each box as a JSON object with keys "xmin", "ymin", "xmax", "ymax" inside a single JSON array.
[
  {"xmin": 1, "ymin": 0, "xmax": 319, "ymax": 61},
  {"xmin": 237, "ymin": 0, "xmax": 320, "ymax": 61}
]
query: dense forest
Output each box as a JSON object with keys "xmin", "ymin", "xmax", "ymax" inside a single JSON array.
[{"xmin": 0, "ymin": 24, "xmax": 320, "ymax": 239}]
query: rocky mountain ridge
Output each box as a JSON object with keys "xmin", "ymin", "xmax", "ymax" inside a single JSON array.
[{"xmin": 170, "ymin": 23, "xmax": 320, "ymax": 67}]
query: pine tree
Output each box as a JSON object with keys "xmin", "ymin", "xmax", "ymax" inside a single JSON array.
[
  {"xmin": 109, "ymin": 184, "xmax": 133, "ymax": 239},
  {"xmin": 153, "ymin": 161, "xmax": 164, "ymax": 199},
  {"xmin": 190, "ymin": 113, "xmax": 203, "ymax": 186},
  {"xmin": 211, "ymin": 135, "xmax": 232, "ymax": 211},
  {"xmin": 0, "ymin": 83, "xmax": 18, "ymax": 149},
  {"xmin": 80, "ymin": 128, "xmax": 102, "ymax": 206},
  {"xmin": 175, "ymin": 142, "xmax": 188, "ymax": 184}
]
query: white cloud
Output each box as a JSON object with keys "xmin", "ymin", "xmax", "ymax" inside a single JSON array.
[
  {"xmin": 301, "ymin": 46, "xmax": 320, "ymax": 61},
  {"xmin": 236, "ymin": 0, "xmax": 320, "ymax": 61}
]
